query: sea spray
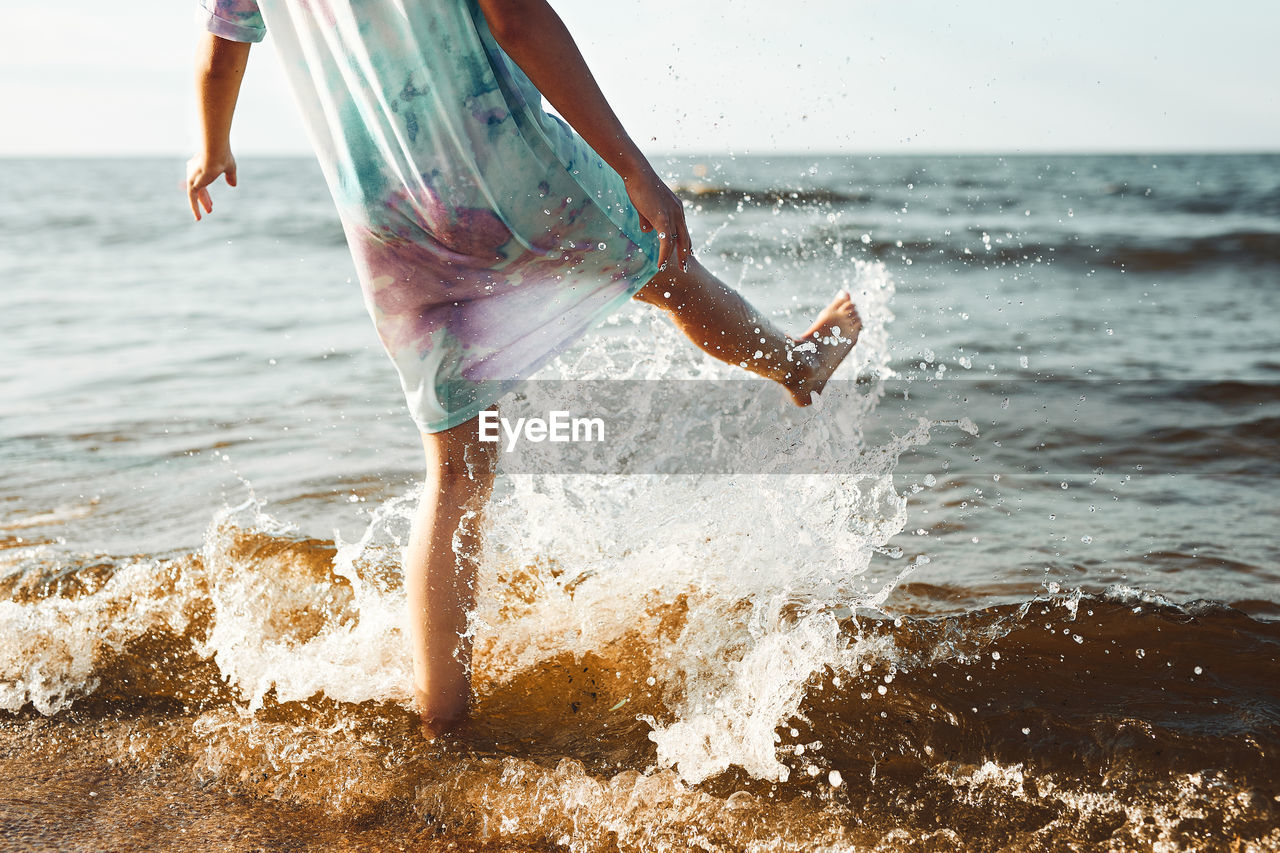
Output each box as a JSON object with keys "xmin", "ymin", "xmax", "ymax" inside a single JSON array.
[
  {"xmin": 198, "ymin": 494, "xmax": 416, "ymax": 711},
  {"xmin": 466, "ymin": 260, "xmax": 970, "ymax": 784},
  {"xmin": 0, "ymin": 554, "xmax": 201, "ymax": 714}
]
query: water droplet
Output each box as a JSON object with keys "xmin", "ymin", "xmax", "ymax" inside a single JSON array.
[
  {"xmin": 860, "ymin": 233, "xmax": 872, "ymax": 244},
  {"xmin": 1136, "ymin": 648, "xmax": 1146, "ymax": 659},
  {"xmin": 1194, "ymin": 666, "xmax": 1203, "ymax": 675},
  {"xmin": 597, "ymin": 242, "xmax": 607, "ymax": 250},
  {"xmin": 1081, "ymin": 535, "xmax": 1093, "ymax": 544},
  {"xmin": 876, "ymin": 684, "xmax": 887, "ymax": 695},
  {"xmin": 829, "ymin": 770, "xmax": 843, "ymax": 787}
]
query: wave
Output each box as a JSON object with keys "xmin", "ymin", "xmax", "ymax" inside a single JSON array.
[
  {"xmin": 827, "ymin": 229, "xmax": 1280, "ymax": 271},
  {"xmin": 1173, "ymin": 194, "xmax": 1280, "ymax": 217},
  {"xmin": 810, "ymin": 592, "xmax": 1280, "ymax": 783},
  {"xmin": 698, "ymin": 223, "xmax": 1280, "ymax": 273},
  {"xmin": 671, "ymin": 181, "xmax": 873, "ymax": 207},
  {"xmin": 4, "ymin": 517, "xmax": 1277, "ymax": 849},
  {"xmin": 10, "ymin": 521, "xmax": 1279, "ymax": 774}
]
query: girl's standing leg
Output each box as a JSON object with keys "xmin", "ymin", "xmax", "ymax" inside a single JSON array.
[
  {"xmin": 633, "ymin": 257, "xmax": 862, "ymax": 404},
  {"xmin": 404, "ymin": 415, "xmax": 499, "ymax": 734}
]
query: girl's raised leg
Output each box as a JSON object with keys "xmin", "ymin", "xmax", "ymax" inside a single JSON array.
[
  {"xmin": 633, "ymin": 256, "xmax": 862, "ymax": 404},
  {"xmin": 403, "ymin": 416, "xmax": 499, "ymax": 735}
]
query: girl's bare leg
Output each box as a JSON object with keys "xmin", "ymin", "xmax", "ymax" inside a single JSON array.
[
  {"xmin": 633, "ymin": 256, "xmax": 862, "ymax": 404},
  {"xmin": 404, "ymin": 415, "xmax": 498, "ymax": 736}
]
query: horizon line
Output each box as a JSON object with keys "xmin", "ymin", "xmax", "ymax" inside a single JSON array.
[{"xmin": 1, "ymin": 148, "xmax": 1278, "ymax": 160}]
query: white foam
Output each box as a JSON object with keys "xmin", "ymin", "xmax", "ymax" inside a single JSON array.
[
  {"xmin": 463, "ymin": 261, "xmax": 968, "ymax": 783},
  {"xmin": 0, "ymin": 556, "xmax": 200, "ymax": 714},
  {"xmin": 197, "ymin": 495, "xmax": 417, "ymax": 711}
]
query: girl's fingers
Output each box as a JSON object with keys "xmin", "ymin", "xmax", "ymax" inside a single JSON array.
[
  {"xmin": 655, "ymin": 220, "xmax": 672, "ymax": 270},
  {"xmin": 188, "ymin": 179, "xmax": 213, "ymax": 221},
  {"xmin": 668, "ymin": 202, "xmax": 691, "ymax": 270}
]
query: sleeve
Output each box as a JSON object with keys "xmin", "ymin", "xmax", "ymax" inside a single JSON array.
[{"xmin": 198, "ymin": 0, "xmax": 267, "ymax": 43}]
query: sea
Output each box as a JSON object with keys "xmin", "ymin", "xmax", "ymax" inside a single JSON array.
[{"xmin": 1, "ymin": 153, "xmax": 1278, "ymax": 851}]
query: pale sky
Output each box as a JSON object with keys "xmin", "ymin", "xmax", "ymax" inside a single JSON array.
[{"xmin": 1, "ymin": 0, "xmax": 1277, "ymax": 156}]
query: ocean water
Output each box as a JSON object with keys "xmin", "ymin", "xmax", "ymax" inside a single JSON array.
[{"xmin": 1, "ymin": 153, "xmax": 1278, "ymax": 850}]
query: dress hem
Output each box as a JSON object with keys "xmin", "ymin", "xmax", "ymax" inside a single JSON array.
[{"xmin": 412, "ymin": 255, "xmax": 661, "ymax": 434}]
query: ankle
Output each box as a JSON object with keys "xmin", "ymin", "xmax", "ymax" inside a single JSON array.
[{"xmin": 783, "ymin": 338, "xmax": 818, "ymax": 384}]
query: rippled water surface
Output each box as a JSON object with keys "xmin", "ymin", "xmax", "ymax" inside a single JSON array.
[{"xmin": 1, "ymin": 154, "xmax": 1278, "ymax": 850}]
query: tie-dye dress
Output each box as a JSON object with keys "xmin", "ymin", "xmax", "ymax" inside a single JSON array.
[{"xmin": 199, "ymin": 0, "xmax": 661, "ymax": 432}]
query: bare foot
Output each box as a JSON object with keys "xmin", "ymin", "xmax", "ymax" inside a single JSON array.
[
  {"xmin": 420, "ymin": 712, "xmax": 467, "ymax": 741},
  {"xmin": 784, "ymin": 291, "xmax": 862, "ymax": 405}
]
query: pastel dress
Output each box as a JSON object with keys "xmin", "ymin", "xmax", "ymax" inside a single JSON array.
[{"xmin": 199, "ymin": 0, "xmax": 661, "ymax": 432}]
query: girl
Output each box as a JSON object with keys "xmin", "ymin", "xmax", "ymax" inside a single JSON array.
[{"xmin": 187, "ymin": 0, "xmax": 861, "ymax": 735}]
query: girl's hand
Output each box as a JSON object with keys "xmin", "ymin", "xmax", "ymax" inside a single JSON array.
[
  {"xmin": 186, "ymin": 150, "xmax": 238, "ymax": 221},
  {"xmin": 624, "ymin": 167, "xmax": 693, "ymax": 272}
]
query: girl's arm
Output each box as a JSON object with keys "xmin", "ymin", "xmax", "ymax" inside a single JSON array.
[
  {"xmin": 187, "ymin": 33, "xmax": 251, "ymax": 221},
  {"xmin": 477, "ymin": 0, "xmax": 692, "ymax": 271}
]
